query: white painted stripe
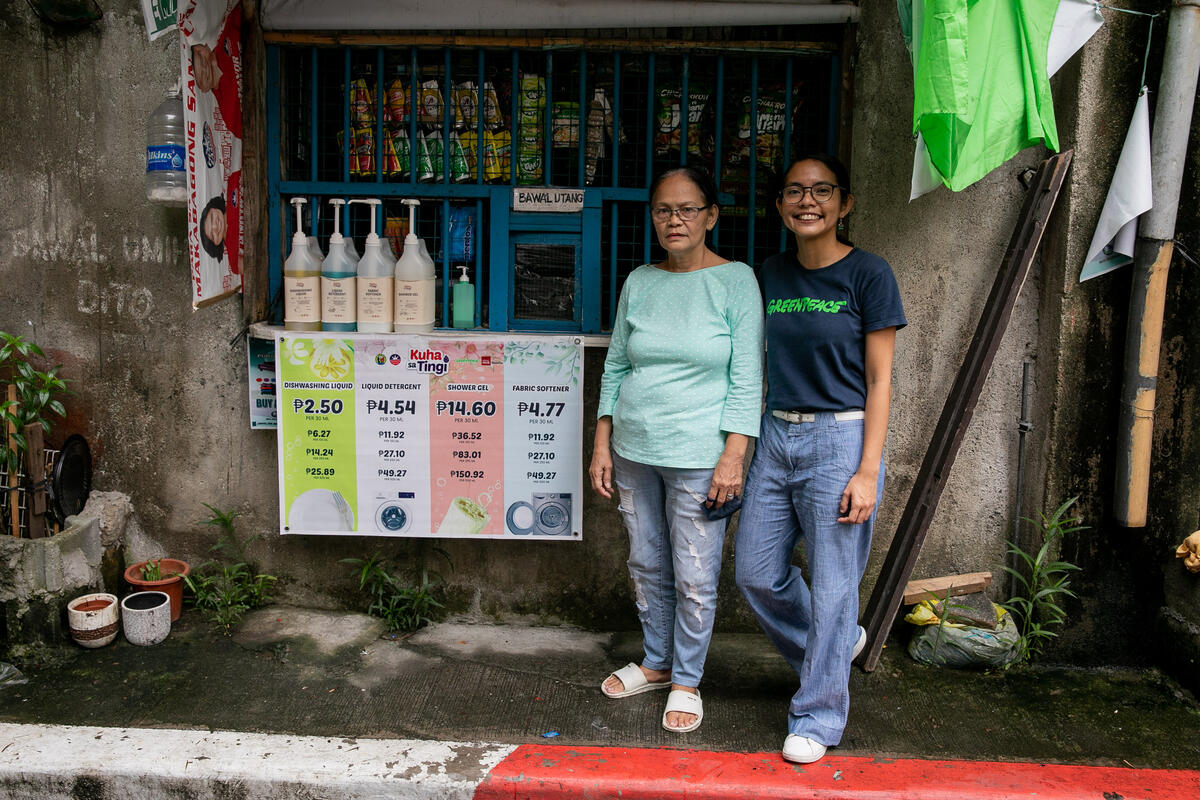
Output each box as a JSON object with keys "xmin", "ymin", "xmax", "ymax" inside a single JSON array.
[{"xmin": 0, "ymin": 723, "xmax": 517, "ymax": 800}]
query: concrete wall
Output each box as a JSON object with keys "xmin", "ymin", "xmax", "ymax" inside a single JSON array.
[{"xmin": 2, "ymin": 0, "xmax": 1197, "ymax": 671}]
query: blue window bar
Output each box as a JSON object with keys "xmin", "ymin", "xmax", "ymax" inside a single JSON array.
[{"xmin": 266, "ymin": 34, "xmax": 838, "ymax": 334}]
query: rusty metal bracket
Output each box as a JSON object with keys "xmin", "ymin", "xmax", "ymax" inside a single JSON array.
[{"xmin": 857, "ymin": 150, "xmax": 1074, "ymax": 672}]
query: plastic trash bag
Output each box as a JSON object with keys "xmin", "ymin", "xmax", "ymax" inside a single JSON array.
[
  {"xmin": 906, "ymin": 605, "xmax": 1020, "ymax": 669},
  {"xmin": 0, "ymin": 663, "xmax": 28, "ymax": 688}
]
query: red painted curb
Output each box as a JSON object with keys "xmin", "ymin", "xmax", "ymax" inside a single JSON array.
[{"xmin": 474, "ymin": 744, "xmax": 1200, "ymax": 800}]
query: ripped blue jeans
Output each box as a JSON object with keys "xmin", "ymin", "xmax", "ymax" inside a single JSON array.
[{"xmin": 612, "ymin": 450, "xmax": 727, "ymax": 688}]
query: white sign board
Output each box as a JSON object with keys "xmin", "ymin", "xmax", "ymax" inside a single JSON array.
[{"xmin": 512, "ymin": 188, "xmax": 585, "ymax": 213}]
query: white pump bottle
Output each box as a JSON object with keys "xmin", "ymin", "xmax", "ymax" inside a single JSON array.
[
  {"xmin": 394, "ymin": 199, "xmax": 436, "ymax": 333},
  {"xmin": 321, "ymin": 198, "xmax": 357, "ymax": 332},
  {"xmin": 351, "ymin": 198, "xmax": 396, "ymax": 333},
  {"xmin": 284, "ymin": 197, "xmax": 321, "ymax": 331}
]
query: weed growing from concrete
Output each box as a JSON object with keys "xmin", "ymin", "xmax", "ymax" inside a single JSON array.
[
  {"xmin": 341, "ymin": 550, "xmax": 451, "ymax": 633},
  {"xmin": 1002, "ymin": 496, "xmax": 1084, "ymax": 665},
  {"xmin": 184, "ymin": 505, "xmax": 277, "ymax": 634}
]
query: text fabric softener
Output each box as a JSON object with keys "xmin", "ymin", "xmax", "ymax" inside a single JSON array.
[
  {"xmin": 321, "ymin": 198, "xmax": 357, "ymax": 331},
  {"xmin": 352, "ymin": 198, "xmax": 395, "ymax": 333},
  {"xmin": 284, "ymin": 198, "xmax": 321, "ymax": 331},
  {"xmin": 394, "ymin": 199, "xmax": 436, "ymax": 332}
]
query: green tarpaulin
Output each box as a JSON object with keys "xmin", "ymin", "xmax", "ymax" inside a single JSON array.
[{"xmin": 909, "ymin": 0, "xmax": 1061, "ymax": 192}]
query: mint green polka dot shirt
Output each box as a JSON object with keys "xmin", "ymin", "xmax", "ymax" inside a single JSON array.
[{"xmin": 598, "ymin": 261, "xmax": 764, "ymax": 468}]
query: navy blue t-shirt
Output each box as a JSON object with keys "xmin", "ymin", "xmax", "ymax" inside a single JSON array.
[{"xmin": 762, "ymin": 247, "xmax": 906, "ymax": 412}]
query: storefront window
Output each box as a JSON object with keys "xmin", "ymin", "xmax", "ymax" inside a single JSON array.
[{"xmin": 266, "ymin": 34, "xmax": 838, "ymax": 333}]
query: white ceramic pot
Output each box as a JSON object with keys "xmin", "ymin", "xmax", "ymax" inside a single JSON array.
[
  {"xmin": 67, "ymin": 593, "xmax": 119, "ymax": 648},
  {"xmin": 120, "ymin": 591, "xmax": 171, "ymax": 646}
]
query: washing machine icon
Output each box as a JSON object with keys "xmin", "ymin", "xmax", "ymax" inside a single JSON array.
[
  {"xmin": 375, "ymin": 492, "xmax": 416, "ymax": 534},
  {"xmin": 506, "ymin": 493, "xmax": 572, "ymax": 536}
]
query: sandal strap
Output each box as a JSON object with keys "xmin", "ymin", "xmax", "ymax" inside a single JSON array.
[
  {"xmin": 610, "ymin": 662, "xmax": 648, "ymax": 691},
  {"xmin": 664, "ymin": 689, "xmax": 702, "ymax": 715}
]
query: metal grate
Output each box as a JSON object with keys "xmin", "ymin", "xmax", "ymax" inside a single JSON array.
[{"xmin": 267, "ymin": 34, "xmax": 839, "ymax": 333}]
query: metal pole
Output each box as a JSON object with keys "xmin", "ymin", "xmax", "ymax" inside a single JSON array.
[
  {"xmin": 1010, "ymin": 360, "xmax": 1033, "ymax": 596},
  {"xmin": 1114, "ymin": 0, "xmax": 1200, "ymax": 527}
]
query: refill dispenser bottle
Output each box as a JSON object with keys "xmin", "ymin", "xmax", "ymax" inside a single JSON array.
[
  {"xmin": 351, "ymin": 198, "xmax": 395, "ymax": 333},
  {"xmin": 321, "ymin": 198, "xmax": 357, "ymax": 332},
  {"xmin": 452, "ymin": 266, "xmax": 475, "ymax": 329},
  {"xmin": 394, "ymin": 199, "xmax": 436, "ymax": 332},
  {"xmin": 284, "ymin": 198, "xmax": 322, "ymax": 331}
]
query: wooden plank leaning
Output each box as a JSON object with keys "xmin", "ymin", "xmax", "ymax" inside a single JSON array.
[
  {"xmin": 857, "ymin": 150, "xmax": 1074, "ymax": 672},
  {"xmin": 23, "ymin": 423, "xmax": 46, "ymax": 539}
]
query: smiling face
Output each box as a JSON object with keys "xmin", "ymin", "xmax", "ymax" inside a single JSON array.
[
  {"xmin": 650, "ymin": 173, "xmax": 718, "ymax": 260},
  {"xmin": 777, "ymin": 159, "xmax": 854, "ymax": 245},
  {"xmin": 202, "ymin": 204, "xmax": 227, "ymax": 247}
]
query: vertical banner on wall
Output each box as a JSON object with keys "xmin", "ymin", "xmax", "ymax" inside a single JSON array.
[
  {"xmin": 276, "ymin": 334, "xmax": 584, "ymax": 540},
  {"xmin": 179, "ymin": 0, "xmax": 243, "ymax": 308}
]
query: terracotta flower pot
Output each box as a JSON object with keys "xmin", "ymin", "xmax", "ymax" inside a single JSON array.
[
  {"xmin": 67, "ymin": 592, "xmax": 119, "ymax": 648},
  {"xmin": 124, "ymin": 559, "xmax": 190, "ymax": 622},
  {"xmin": 121, "ymin": 591, "xmax": 171, "ymax": 646}
]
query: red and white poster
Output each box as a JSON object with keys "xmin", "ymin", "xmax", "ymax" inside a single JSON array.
[{"xmin": 180, "ymin": 0, "xmax": 243, "ymax": 308}]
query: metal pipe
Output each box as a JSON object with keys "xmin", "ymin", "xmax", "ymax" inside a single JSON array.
[
  {"xmin": 1115, "ymin": 0, "xmax": 1200, "ymax": 527},
  {"xmin": 1010, "ymin": 360, "xmax": 1033, "ymax": 595}
]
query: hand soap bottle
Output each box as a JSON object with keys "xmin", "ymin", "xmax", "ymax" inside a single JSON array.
[
  {"xmin": 452, "ymin": 266, "xmax": 475, "ymax": 329},
  {"xmin": 393, "ymin": 199, "xmax": 436, "ymax": 333},
  {"xmin": 284, "ymin": 197, "xmax": 321, "ymax": 331},
  {"xmin": 351, "ymin": 198, "xmax": 395, "ymax": 333},
  {"xmin": 321, "ymin": 198, "xmax": 356, "ymax": 332}
]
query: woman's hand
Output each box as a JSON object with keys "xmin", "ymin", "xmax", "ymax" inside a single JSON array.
[
  {"xmin": 838, "ymin": 469, "xmax": 878, "ymax": 524},
  {"xmin": 590, "ymin": 416, "xmax": 615, "ymax": 499},
  {"xmin": 706, "ymin": 433, "xmax": 749, "ymax": 507}
]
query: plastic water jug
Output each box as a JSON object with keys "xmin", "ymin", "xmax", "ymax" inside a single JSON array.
[{"xmin": 146, "ymin": 89, "xmax": 187, "ymax": 206}]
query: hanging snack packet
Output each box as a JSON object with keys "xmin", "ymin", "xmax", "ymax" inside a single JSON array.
[
  {"xmin": 448, "ymin": 207, "xmax": 476, "ymax": 262},
  {"xmin": 387, "ymin": 76, "xmax": 409, "ymax": 124},
  {"xmin": 389, "ymin": 126, "xmax": 411, "ymax": 177},
  {"xmin": 481, "ymin": 81, "xmax": 504, "ymax": 130},
  {"xmin": 552, "ymin": 101, "xmax": 580, "ymax": 148},
  {"xmin": 654, "ymin": 84, "xmax": 710, "ymax": 156},
  {"xmin": 454, "ymin": 82, "xmax": 479, "ymax": 130},
  {"xmin": 731, "ymin": 85, "xmax": 793, "ymax": 167},
  {"xmin": 460, "ymin": 130, "xmax": 479, "ymax": 180},
  {"xmin": 584, "ymin": 88, "xmax": 611, "ymax": 186},
  {"xmin": 352, "ymin": 126, "xmax": 375, "ymax": 176},
  {"xmin": 350, "ymin": 78, "xmax": 375, "ymax": 126},
  {"xmin": 481, "ymin": 129, "xmax": 501, "ymax": 182},
  {"xmin": 382, "ymin": 128, "xmax": 402, "ymax": 177},
  {"xmin": 385, "ymin": 214, "xmax": 409, "ymax": 258},
  {"xmin": 425, "ymin": 128, "xmax": 446, "ymax": 181},
  {"xmin": 419, "ymin": 79, "xmax": 445, "ymax": 125},
  {"xmin": 415, "ymin": 128, "xmax": 435, "ymax": 181},
  {"xmin": 449, "ymin": 131, "xmax": 471, "ymax": 183},
  {"xmin": 517, "ymin": 75, "xmax": 545, "ymax": 184}
]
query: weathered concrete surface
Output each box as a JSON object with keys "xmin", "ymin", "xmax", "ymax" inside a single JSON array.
[
  {"xmin": 0, "ymin": 0, "xmax": 1197, "ymax": 681},
  {"xmin": 1, "ymin": 610, "xmax": 1199, "ymax": 771}
]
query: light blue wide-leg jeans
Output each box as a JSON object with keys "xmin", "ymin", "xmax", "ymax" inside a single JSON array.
[
  {"xmin": 612, "ymin": 450, "xmax": 727, "ymax": 689},
  {"xmin": 735, "ymin": 412, "xmax": 883, "ymax": 746}
]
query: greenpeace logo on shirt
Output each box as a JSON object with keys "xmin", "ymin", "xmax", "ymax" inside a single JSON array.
[{"xmin": 766, "ymin": 297, "xmax": 848, "ymax": 315}]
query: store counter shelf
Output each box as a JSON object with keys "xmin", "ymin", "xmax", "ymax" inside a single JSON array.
[{"xmin": 248, "ymin": 322, "xmax": 611, "ymax": 348}]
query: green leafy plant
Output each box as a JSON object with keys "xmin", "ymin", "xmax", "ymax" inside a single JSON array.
[
  {"xmin": 183, "ymin": 505, "xmax": 276, "ymax": 634},
  {"xmin": 0, "ymin": 332, "xmax": 70, "ymax": 474},
  {"xmin": 341, "ymin": 550, "xmax": 451, "ymax": 633},
  {"xmin": 1001, "ymin": 496, "xmax": 1084, "ymax": 666},
  {"xmin": 140, "ymin": 559, "xmax": 164, "ymax": 581}
]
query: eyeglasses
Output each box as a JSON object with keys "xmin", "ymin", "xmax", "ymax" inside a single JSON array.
[
  {"xmin": 650, "ymin": 205, "xmax": 710, "ymax": 222},
  {"xmin": 780, "ymin": 183, "xmax": 841, "ymax": 204}
]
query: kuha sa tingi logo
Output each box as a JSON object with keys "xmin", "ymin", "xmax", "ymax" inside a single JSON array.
[{"xmin": 406, "ymin": 348, "xmax": 450, "ymax": 376}]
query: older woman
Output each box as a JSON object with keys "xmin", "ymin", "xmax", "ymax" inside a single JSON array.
[
  {"xmin": 591, "ymin": 166, "xmax": 763, "ymax": 734},
  {"xmin": 736, "ymin": 154, "xmax": 905, "ymax": 763}
]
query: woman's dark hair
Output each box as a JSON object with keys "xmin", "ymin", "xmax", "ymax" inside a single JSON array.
[
  {"xmin": 199, "ymin": 195, "xmax": 226, "ymax": 260},
  {"xmin": 781, "ymin": 153, "xmax": 854, "ymax": 245},
  {"xmin": 648, "ymin": 165, "xmax": 720, "ymax": 209}
]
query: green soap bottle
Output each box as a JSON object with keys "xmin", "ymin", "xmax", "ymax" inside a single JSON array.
[{"xmin": 452, "ymin": 266, "xmax": 475, "ymax": 329}]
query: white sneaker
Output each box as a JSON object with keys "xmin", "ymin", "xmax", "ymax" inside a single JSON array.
[
  {"xmin": 852, "ymin": 625, "xmax": 867, "ymax": 659},
  {"xmin": 782, "ymin": 734, "xmax": 827, "ymax": 763}
]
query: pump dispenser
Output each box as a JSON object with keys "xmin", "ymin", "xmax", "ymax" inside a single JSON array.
[
  {"xmin": 321, "ymin": 199, "xmax": 357, "ymax": 332},
  {"xmin": 284, "ymin": 197, "xmax": 321, "ymax": 331},
  {"xmin": 452, "ymin": 266, "xmax": 475, "ymax": 329},
  {"xmin": 350, "ymin": 198, "xmax": 395, "ymax": 333},
  {"xmin": 394, "ymin": 199, "xmax": 436, "ymax": 332}
]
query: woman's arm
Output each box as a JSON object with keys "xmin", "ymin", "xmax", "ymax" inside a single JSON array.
[
  {"xmin": 590, "ymin": 416, "xmax": 615, "ymax": 499},
  {"xmin": 591, "ymin": 283, "xmax": 634, "ymax": 499},
  {"xmin": 709, "ymin": 269, "xmax": 764, "ymax": 505},
  {"xmin": 838, "ymin": 326, "xmax": 896, "ymax": 524}
]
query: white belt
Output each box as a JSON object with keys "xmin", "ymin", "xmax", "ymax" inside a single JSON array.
[{"xmin": 771, "ymin": 409, "xmax": 865, "ymax": 424}]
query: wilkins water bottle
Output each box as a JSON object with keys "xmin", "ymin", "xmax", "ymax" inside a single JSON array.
[{"xmin": 146, "ymin": 88, "xmax": 187, "ymax": 206}]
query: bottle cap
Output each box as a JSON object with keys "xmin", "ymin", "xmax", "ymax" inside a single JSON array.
[{"xmin": 457, "ymin": 266, "xmax": 470, "ymax": 282}]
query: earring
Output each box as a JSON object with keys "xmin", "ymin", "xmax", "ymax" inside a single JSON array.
[{"xmin": 837, "ymin": 218, "xmax": 846, "ymax": 231}]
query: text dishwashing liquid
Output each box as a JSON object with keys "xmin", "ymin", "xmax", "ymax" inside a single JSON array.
[{"xmin": 284, "ymin": 197, "xmax": 322, "ymax": 331}]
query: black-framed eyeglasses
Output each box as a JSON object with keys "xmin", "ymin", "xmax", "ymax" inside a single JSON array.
[
  {"xmin": 779, "ymin": 183, "xmax": 841, "ymax": 204},
  {"xmin": 650, "ymin": 205, "xmax": 710, "ymax": 222}
]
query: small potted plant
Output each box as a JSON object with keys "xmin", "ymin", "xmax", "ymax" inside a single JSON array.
[{"xmin": 124, "ymin": 557, "xmax": 190, "ymax": 621}]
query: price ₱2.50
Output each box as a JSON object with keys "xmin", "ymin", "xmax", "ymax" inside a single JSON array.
[{"xmin": 293, "ymin": 398, "xmax": 345, "ymax": 415}]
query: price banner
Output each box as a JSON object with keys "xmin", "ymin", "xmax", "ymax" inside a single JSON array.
[{"xmin": 276, "ymin": 333, "xmax": 583, "ymax": 540}]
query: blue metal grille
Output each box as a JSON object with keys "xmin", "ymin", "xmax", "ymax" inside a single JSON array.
[{"xmin": 266, "ymin": 38, "xmax": 838, "ymax": 333}]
